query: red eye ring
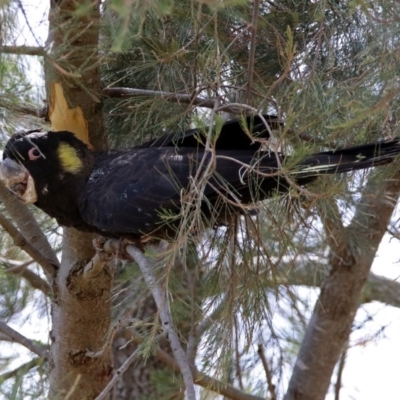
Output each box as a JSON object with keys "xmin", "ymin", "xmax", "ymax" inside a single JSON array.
[{"xmin": 28, "ymin": 147, "xmax": 41, "ymax": 161}]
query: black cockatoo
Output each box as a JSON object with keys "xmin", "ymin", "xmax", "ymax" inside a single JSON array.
[{"xmin": 1, "ymin": 116, "xmax": 399, "ymax": 239}]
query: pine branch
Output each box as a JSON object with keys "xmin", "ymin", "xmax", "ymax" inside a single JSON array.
[
  {"xmin": 103, "ymin": 87, "xmax": 283, "ymax": 116},
  {"xmin": 103, "ymin": 87, "xmax": 269, "ymax": 115},
  {"xmin": 0, "ymin": 100, "xmax": 46, "ymax": 117},
  {"xmin": 0, "ymin": 322, "xmax": 48, "ymax": 359},
  {"xmin": 1, "ymin": 258, "xmax": 51, "ymax": 296},
  {"xmin": 0, "ymin": 211, "xmax": 57, "ymax": 277},
  {"xmin": 0, "ymin": 358, "xmax": 42, "ymax": 382},
  {"xmin": 103, "ymin": 87, "xmax": 216, "ymax": 108}
]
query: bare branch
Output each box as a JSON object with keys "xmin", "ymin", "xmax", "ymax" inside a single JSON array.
[
  {"xmin": 1, "ymin": 258, "xmax": 51, "ymax": 296},
  {"xmin": 0, "ymin": 182, "xmax": 59, "ymax": 273},
  {"xmin": 103, "ymin": 87, "xmax": 282, "ymax": 117},
  {"xmin": 0, "ymin": 45, "xmax": 45, "ymax": 56},
  {"xmin": 0, "ymin": 358, "xmax": 42, "ymax": 382},
  {"xmin": 103, "ymin": 87, "xmax": 216, "ymax": 108},
  {"xmin": 258, "ymin": 345, "xmax": 277, "ymax": 400},
  {"xmin": 94, "ymin": 349, "xmax": 139, "ymax": 400},
  {"xmin": 0, "ymin": 333, "xmax": 11, "ymax": 341},
  {"xmin": 126, "ymin": 244, "xmax": 197, "ymax": 400},
  {"xmin": 0, "ymin": 321, "xmax": 48, "ymax": 359},
  {"xmin": 0, "ymin": 211, "xmax": 57, "ymax": 277}
]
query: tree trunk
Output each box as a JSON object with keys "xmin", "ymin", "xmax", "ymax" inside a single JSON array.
[
  {"xmin": 285, "ymin": 171, "xmax": 400, "ymax": 400},
  {"xmin": 46, "ymin": 1, "xmax": 113, "ymax": 398}
]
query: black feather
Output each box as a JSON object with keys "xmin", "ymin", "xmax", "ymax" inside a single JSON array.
[{"xmin": 2, "ymin": 116, "xmax": 400, "ymax": 239}]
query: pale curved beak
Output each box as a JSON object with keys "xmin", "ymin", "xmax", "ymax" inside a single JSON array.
[{"xmin": 0, "ymin": 158, "xmax": 38, "ymax": 204}]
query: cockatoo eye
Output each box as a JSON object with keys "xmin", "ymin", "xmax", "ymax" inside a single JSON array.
[{"xmin": 28, "ymin": 147, "xmax": 41, "ymax": 161}]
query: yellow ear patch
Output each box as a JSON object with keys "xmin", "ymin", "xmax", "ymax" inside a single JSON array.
[{"xmin": 57, "ymin": 143, "xmax": 83, "ymax": 174}]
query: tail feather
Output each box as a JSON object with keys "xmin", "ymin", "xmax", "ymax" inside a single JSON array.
[{"xmin": 294, "ymin": 139, "xmax": 400, "ymax": 176}]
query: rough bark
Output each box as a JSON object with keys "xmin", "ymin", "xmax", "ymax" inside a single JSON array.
[
  {"xmin": 46, "ymin": 1, "xmax": 113, "ymax": 398},
  {"xmin": 50, "ymin": 229, "xmax": 113, "ymax": 399},
  {"xmin": 284, "ymin": 171, "xmax": 400, "ymax": 400},
  {"xmin": 47, "ymin": 0, "xmax": 105, "ymax": 150}
]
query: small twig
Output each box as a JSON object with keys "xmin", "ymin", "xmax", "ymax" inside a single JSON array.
[
  {"xmin": 334, "ymin": 346, "xmax": 348, "ymax": 400},
  {"xmin": 0, "ymin": 321, "xmax": 48, "ymax": 359},
  {"xmin": 0, "ymin": 358, "xmax": 41, "ymax": 382},
  {"xmin": 0, "ymin": 211, "xmax": 57, "ymax": 277},
  {"xmin": 15, "ymin": 0, "xmax": 42, "ymax": 48},
  {"xmin": 126, "ymin": 244, "xmax": 197, "ymax": 400},
  {"xmin": 94, "ymin": 349, "xmax": 140, "ymax": 400},
  {"xmin": 246, "ymin": 0, "xmax": 260, "ymax": 103},
  {"xmin": 258, "ymin": 344, "xmax": 277, "ymax": 400},
  {"xmin": 46, "ymin": 56, "xmax": 82, "ymax": 78},
  {"xmin": 1, "ymin": 259, "xmax": 51, "ymax": 296}
]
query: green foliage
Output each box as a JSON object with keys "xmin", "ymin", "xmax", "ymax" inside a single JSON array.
[
  {"xmin": 2, "ymin": 0, "xmax": 400, "ymax": 398},
  {"xmin": 99, "ymin": 2, "xmax": 400, "ymax": 397}
]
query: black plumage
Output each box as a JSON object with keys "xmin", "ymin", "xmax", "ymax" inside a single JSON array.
[{"xmin": 1, "ymin": 116, "xmax": 400, "ymax": 239}]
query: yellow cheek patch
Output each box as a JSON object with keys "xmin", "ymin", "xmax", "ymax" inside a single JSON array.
[{"xmin": 57, "ymin": 143, "xmax": 83, "ymax": 174}]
